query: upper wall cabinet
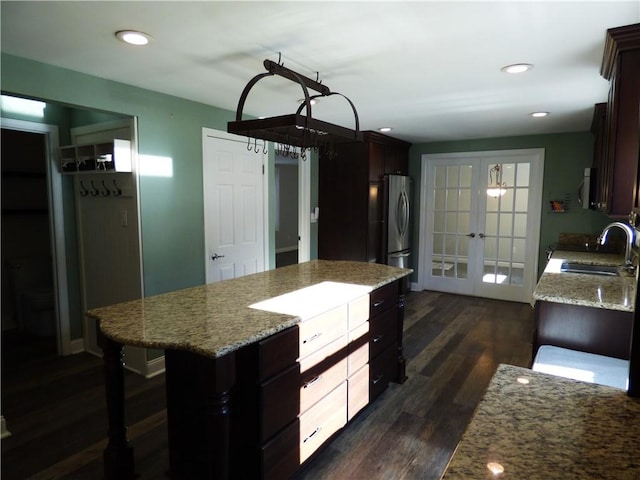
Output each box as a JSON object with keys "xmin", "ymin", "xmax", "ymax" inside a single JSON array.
[
  {"xmin": 59, "ymin": 139, "xmax": 132, "ymax": 174},
  {"xmin": 590, "ymin": 102, "xmax": 607, "ymax": 209},
  {"xmin": 599, "ymin": 23, "xmax": 640, "ymax": 218}
]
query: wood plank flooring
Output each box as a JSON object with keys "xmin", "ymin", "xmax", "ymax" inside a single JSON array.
[{"xmin": 1, "ymin": 290, "xmax": 534, "ymax": 479}]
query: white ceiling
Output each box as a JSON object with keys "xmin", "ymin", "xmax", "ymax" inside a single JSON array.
[{"xmin": 1, "ymin": 1, "xmax": 639, "ymax": 144}]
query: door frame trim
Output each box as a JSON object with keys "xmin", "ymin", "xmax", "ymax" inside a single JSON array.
[
  {"xmin": 418, "ymin": 148, "xmax": 545, "ymax": 301},
  {"xmin": 1, "ymin": 117, "xmax": 70, "ymax": 355}
]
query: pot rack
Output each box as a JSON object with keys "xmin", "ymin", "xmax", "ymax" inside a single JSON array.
[{"xmin": 227, "ymin": 58, "xmax": 362, "ymax": 159}]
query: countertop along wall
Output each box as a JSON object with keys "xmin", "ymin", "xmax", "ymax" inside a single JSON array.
[{"xmin": 408, "ymin": 132, "xmax": 613, "ymax": 283}]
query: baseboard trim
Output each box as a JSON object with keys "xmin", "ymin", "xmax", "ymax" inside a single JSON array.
[
  {"xmin": 276, "ymin": 246, "xmax": 298, "ymax": 254},
  {"xmin": 69, "ymin": 337, "xmax": 85, "ymax": 355},
  {"xmin": 1, "ymin": 415, "xmax": 11, "ymax": 439},
  {"xmin": 410, "ymin": 281, "xmax": 419, "ymax": 291},
  {"xmin": 145, "ymin": 355, "xmax": 166, "ymax": 378}
]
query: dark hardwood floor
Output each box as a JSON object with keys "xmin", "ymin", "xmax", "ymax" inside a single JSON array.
[{"xmin": 1, "ymin": 291, "xmax": 534, "ymax": 479}]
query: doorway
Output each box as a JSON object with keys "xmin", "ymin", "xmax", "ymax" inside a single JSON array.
[
  {"xmin": 1, "ymin": 128, "xmax": 58, "ymax": 359},
  {"xmin": 419, "ymin": 149, "xmax": 544, "ymax": 303},
  {"xmin": 275, "ymin": 153, "xmax": 299, "ymax": 267}
]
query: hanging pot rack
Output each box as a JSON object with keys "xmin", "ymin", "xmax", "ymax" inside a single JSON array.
[{"xmin": 227, "ymin": 58, "xmax": 362, "ymax": 157}]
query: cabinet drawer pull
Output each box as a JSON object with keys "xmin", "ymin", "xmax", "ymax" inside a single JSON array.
[
  {"xmin": 303, "ymin": 332, "xmax": 322, "ymax": 344},
  {"xmin": 303, "ymin": 427, "xmax": 322, "ymax": 444},
  {"xmin": 303, "ymin": 375, "xmax": 322, "ymax": 389},
  {"xmin": 372, "ymin": 334, "xmax": 384, "ymax": 343},
  {"xmin": 373, "ymin": 300, "xmax": 385, "ymax": 308},
  {"xmin": 372, "ymin": 374, "xmax": 384, "ymax": 385}
]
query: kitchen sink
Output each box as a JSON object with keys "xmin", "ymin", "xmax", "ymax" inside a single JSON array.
[{"xmin": 559, "ymin": 262, "xmax": 619, "ymax": 276}]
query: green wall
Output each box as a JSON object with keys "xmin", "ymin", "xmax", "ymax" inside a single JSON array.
[
  {"xmin": 1, "ymin": 54, "xmax": 322, "ymax": 300},
  {"xmin": 2, "ymin": 53, "xmax": 321, "ymax": 344},
  {"xmin": 409, "ymin": 132, "xmax": 612, "ymax": 282}
]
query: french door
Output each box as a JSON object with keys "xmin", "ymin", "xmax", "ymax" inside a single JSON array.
[{"xmin": 419, "ymin": 149, "xmax": 544, "ymax": 303}]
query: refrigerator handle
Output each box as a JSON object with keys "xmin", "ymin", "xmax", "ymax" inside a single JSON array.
[
  {"xmin": 396, "ymin": 192, "xmax": 404, "ymax": 236},
  {"xmin": 401, "ymin": 190, "xmax": 409, "ymax": 237}
]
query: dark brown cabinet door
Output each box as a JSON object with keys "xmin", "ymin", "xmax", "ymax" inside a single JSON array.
[
  {"xmin": 600, "ymin": 25, "xmax": 640, "ymax": 217},
  {"xmin": 590, "ymin": 103, "xmax": 607, "ymax": 210}
]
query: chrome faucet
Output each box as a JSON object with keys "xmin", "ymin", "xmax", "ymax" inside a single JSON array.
[{"xmin": 597, "ymin": 221, "xmax": 636, "ymax": 270}]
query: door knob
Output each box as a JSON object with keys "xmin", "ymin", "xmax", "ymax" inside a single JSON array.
[
  {"xmin": 466, "ymin": 233, "xmax": 476, "ymax": 238},
  {"xmin": 478, "ymin": 233, "xmax": 486, "ymax": 239},
  {"xmin": 211, "ymin": 253, "xmax": 225, "ymax": 261}
]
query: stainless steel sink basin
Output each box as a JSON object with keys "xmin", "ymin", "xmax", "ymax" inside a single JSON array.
[{"xmin": 559, "ymin": 262, "xmax": 619, "ymax": 276}]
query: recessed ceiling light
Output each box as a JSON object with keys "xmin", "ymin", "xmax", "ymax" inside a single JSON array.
[
  {"xmin": 298, "ymin": 98, "xmax": 318, "ymax": 106},
  {"xmin": 501, "ymin": 63, "xmax": 534, "ymax": 74},
  {"xmin": 379, "ymin": 127, "xmax": 392, "ymax": 133},
  {"xmin": 530, "ymin": 111, "xmax": 550, "ymax": 118},
  {"xmin": 115, "ymin": 30, "xmax": 151, "ymax": 46}
]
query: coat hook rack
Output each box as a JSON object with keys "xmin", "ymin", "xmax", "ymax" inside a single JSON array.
[
  {"xmin": 90, "ymin": 180, "xmax": 99, "ymax": 197},
  {"xmin": 79, "ymin": 180, "xmax": 89, "ymax": 197}
]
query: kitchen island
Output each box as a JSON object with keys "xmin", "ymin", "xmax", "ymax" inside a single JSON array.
[
  {"xmin": 440, "ymin": 363, "xmax": 640, "ymax": 479},
  {"xmin": 88, "ymin": 260, "xmax": 412, "ymax": 479}
]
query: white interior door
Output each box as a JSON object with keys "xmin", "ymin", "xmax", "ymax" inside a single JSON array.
[
  {"xmin": 420, "ymin": 149, "xmax": 544, "ymax": 303},
  {"xmin": 203, "ymin": 129, "xmax": 268, "ymax": 283}
]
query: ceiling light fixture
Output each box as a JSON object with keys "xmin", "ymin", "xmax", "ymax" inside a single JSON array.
[
  {"xmin": 487, "ymin": 164, "xmax": 507, "ymax": 198},
  {"xmin": 501, "ymin": 63, "xmax": 533, "ymax": 74},
  {"xmin": 530, "ymin": 111, "xmax": 550, "ymax": 118},
  {"xmin": 115, "ymin": 30, "xmax": 151, "ymax": 46},
  {"xmin": 379, "ymin": 127, "xmax": 392, "ymax": 133}
]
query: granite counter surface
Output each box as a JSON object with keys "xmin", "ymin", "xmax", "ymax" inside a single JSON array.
[
  {"xmin": 88, "ymin": 260, "xmax": 412, "ymax": 358},
  {"xmin": 532, "ymin": 250, "xmax": 635, "ymax": 311},
  {"xmin": 441, "ymin": 364, "xmax": 640, "ymax": 480}
]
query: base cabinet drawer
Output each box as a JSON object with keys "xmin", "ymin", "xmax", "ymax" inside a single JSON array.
[
  {"xmin": 370, "ymin": 343, "xmax": 397, "ymax": 401},
  {"xmin": 262, "ymin": 381, "xmax": 347, "ymax": 480},
  {"xmin": 299, "ymin": 305, "xmax": 348, "ymax": 359},
  {"xmin": 261, "ymin": 349, "xmax": 348, "ymax": 441},
  {"xmin": 347, "ymin": 364, "xmax": 369, "ymax": 420}
]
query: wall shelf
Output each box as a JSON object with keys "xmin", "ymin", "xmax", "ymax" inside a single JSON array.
[{"xmin": 59, "ymin": 139, "xmax": 131, "ymax": 174}]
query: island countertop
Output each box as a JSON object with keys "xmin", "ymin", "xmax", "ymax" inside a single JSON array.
[
  {"xmin": 532, "ymin": 250, "xmax": 635, "ymax": 311},
  {"xmin": 441, "ymin": 364, "xmax": 640, "ymax": 479},
  {"xmin": 88, "ymin": 260, "xmax": 412, "ymax": 358}
]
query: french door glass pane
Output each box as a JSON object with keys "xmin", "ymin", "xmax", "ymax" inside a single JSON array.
[
  {"xmin": 482, "ymin": 162, "xmax": 530, "ymax": 286},
  {"xmin": 431, "ymin": 164, "xmax": 472, "ymax": 279}
]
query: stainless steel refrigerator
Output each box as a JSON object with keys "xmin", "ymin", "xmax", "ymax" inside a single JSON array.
[{"xmin": 385, "ymin": 174, "xmax": 411, "ymax": 269}]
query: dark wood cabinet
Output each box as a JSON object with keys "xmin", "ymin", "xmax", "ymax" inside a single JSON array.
[
  {"xmin": 533, "ymin": 301, "xmax": 633, "ymax": 361},
  {"xmin": 598, "ymin": 23, "xmax": 640, "ymax": 217},
  {"xmin": 590, "ymin": 102, "xmax": 608, "ymax": 209},
  {"xmin": 231, "ymin": 280, "xmax": 406, "ymax": 479},
  {"xmin": 319, "ymin": 131, "xmax": 410, "ymax": 263}
]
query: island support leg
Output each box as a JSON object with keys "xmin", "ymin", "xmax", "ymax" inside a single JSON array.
[
  {"xmin": 99, "ymin": 331, "xmax": 135, "ymax": 479},
  {"xmin": 165, "ymin": 350, "xmax": 236, "ymax": 479}
]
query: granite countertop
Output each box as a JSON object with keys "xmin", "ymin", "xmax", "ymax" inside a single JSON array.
[
  {"xmin": 88, "ymin": 260, "xmax": 412, "ymax": 358},
  {"xmin": 532, "ymin": 250, "xmax": 636, "ymax": 311},
  {"xmin": 441, "ymin": 364, "xmax": 640, "ymax": 479}
]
